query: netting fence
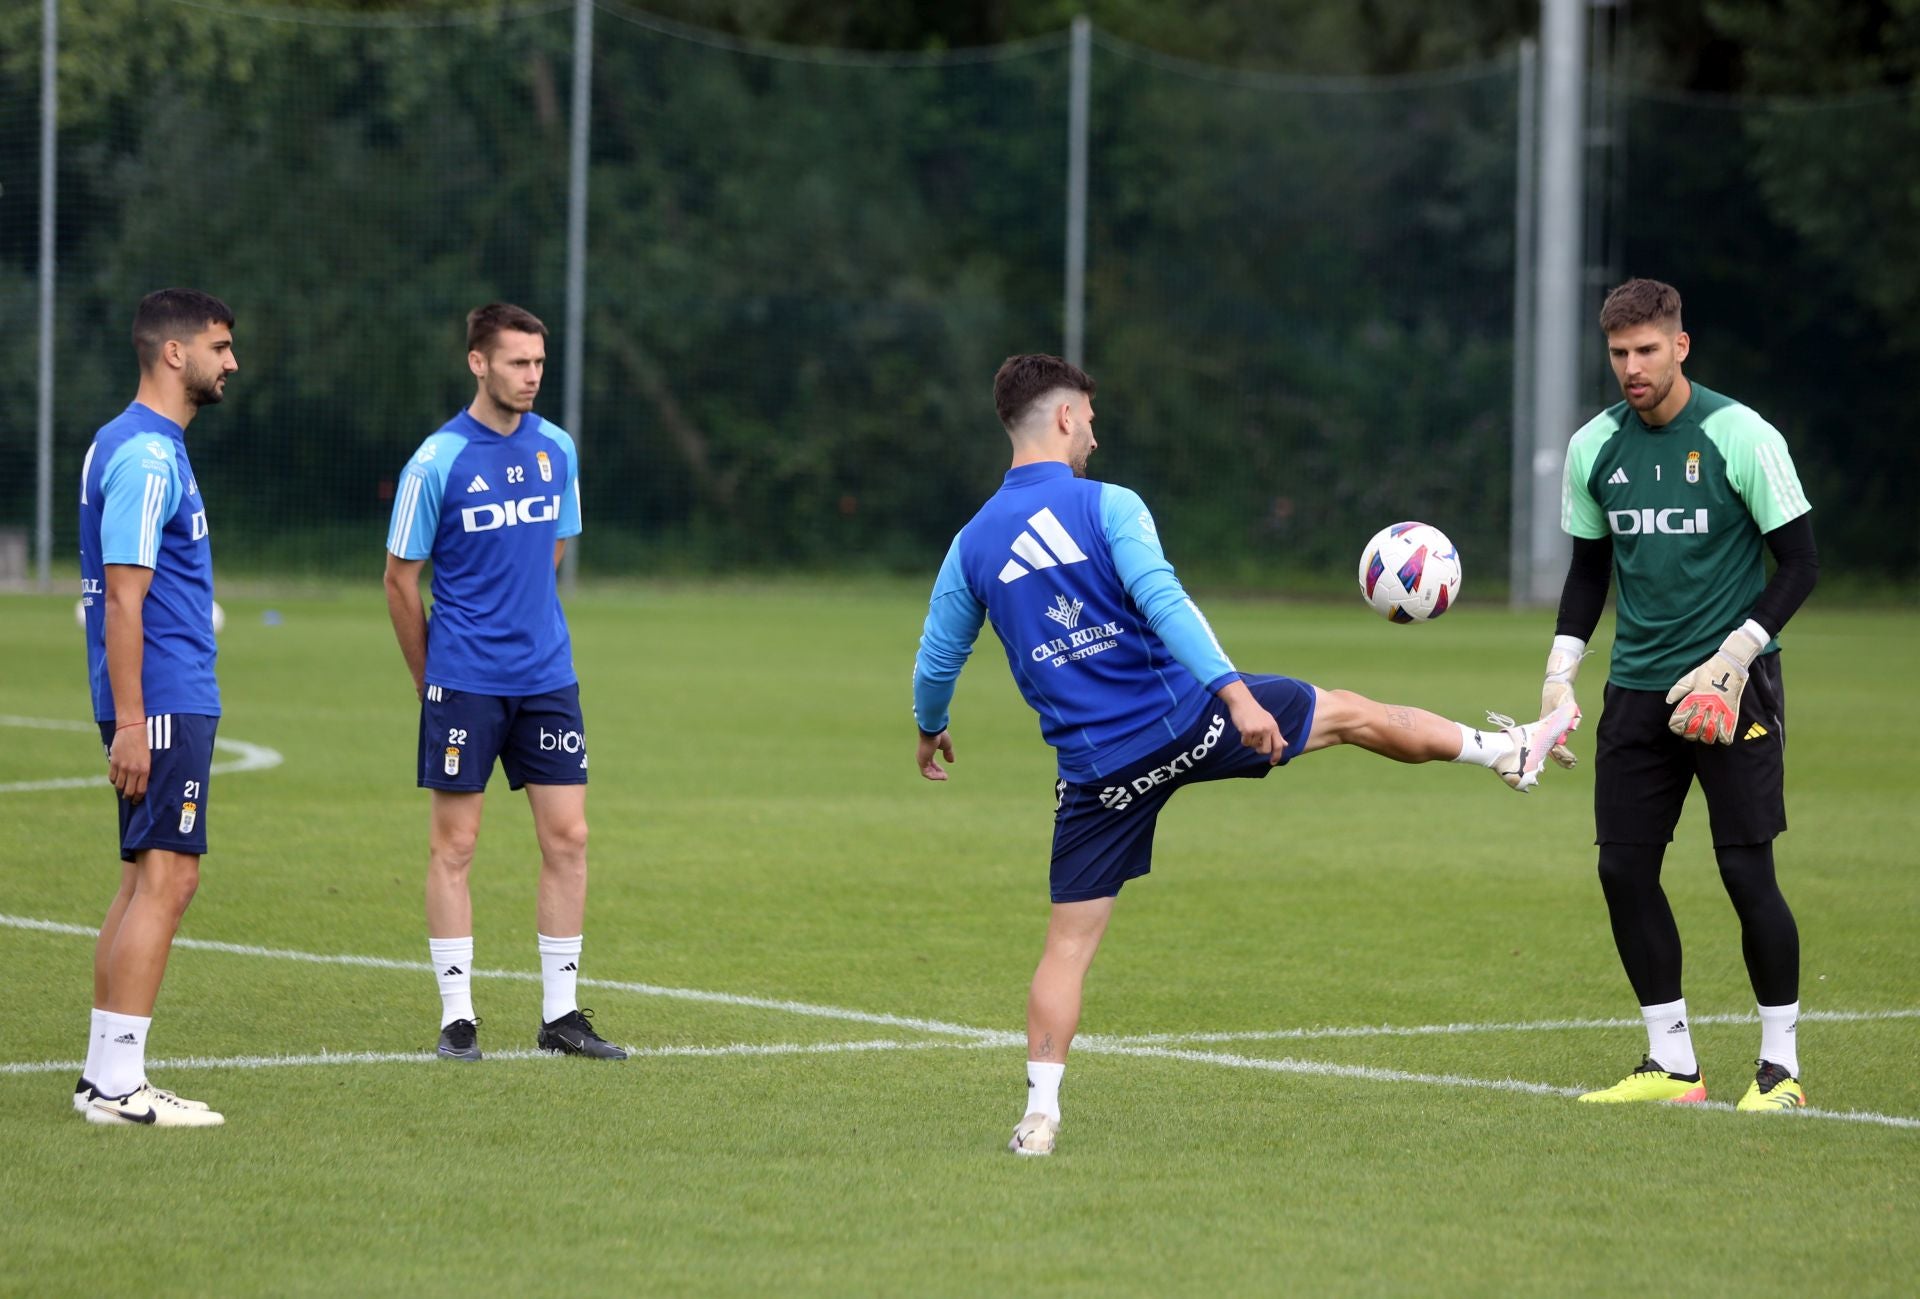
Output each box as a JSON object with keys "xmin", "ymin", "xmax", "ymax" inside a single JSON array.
[{"xmin": 1, "ymin": 2, "xmax": 1913, "ymax": 587}]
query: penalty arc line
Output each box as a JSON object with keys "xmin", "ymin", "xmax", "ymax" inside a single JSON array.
[
  {"xmin": 4, "ymin": 913, "xmax": 1916, "ymax": 1130},
  {"xmin": 0, "ymin": 714, "xmax": 283, "ymax": 794}
]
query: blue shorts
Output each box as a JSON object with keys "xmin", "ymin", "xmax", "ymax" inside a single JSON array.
[
  {"xmin": 418, "ymin": 683, "xmax": 589, "ymax": 793},
  {"xmin": 1049, "ymin": 675, "xmax": 1318, "ymax": 903},
  {"xmin": 98, "ymin": 714, "xmax": 218, "ymax": 863}
]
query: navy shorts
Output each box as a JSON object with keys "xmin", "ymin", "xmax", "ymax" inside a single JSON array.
[
  {"xmin": 1593, "ymin": 652, "xmax": 1787, "ymax": 848},
  {"xmin": 98, "ymin": 714, "xmax": 218, "ymax": 863},
  {"xmin": 418, "ymin": 682, "xmax": 589, "ymax": 793},
  {"xmin": 1049, "ymin": 674, "xmax": 1319, "ymax": 903}
]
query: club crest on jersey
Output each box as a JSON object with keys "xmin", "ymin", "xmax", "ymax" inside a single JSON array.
[
  {"xmin": 536, "ymin": 450, "xmax": 553, "ymax": 483},
  {"xmin": 178, "ymin": 801, "xmax": 197, "ymax": 834},
  {"xmin": 1686, "ymin": 451, "xmax": 1701, "ymax": 484},
  {"xmin": 444, "ymin": 746, "xmax": 461, "ymax": 776}
]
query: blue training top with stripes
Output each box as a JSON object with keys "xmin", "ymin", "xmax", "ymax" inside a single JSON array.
[
  {"xmin": 913, "ymin": 461, "xmax": 1240, "ymax": 782},
  {"xmin": 386, "ymin": 409, "xmax": 582, "ymax": 697},
  {"xmin": 79, "ymin": 402, "xmax": 220, "ymax": 722}
]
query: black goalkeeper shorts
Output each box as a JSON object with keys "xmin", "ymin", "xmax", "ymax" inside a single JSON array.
[{"xmin": 1592, "ymin": 651, "xmax": 1787, "ymax": 848}]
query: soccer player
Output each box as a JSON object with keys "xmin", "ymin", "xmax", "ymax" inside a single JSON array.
[
  {"xmin": 913, "ymin": 354, "xmax": 1577, "ymax": 1156},
  {"xmin": 1537, "ymin": 279, "xmax": 1817, "ymax": 1111},
  {"xmin": 74, "ymin": 288, "xmax": 237, "ymax": 1127},
  {"xmin": 383, "ymin": 302, "xmax": 624, "ymax": 1062}
]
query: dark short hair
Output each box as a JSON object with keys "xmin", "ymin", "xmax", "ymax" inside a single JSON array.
[
  {"xmin": 992, "ymin": 354, "xmax": 1095, "ymax": 430},
  {"xmin": 1599, "ymin": 278, "xmax": 1683, "ymax": 335},
  {"xmin": 466, "ymin": 302, "xmax": 547, "ymax": 355},
  {"xmin": 132, "ymin": 288, "xmax": 233, "ymax": 369}
]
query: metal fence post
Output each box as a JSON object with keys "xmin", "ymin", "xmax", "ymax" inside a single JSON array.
[
  {"xmin": 1509, "ymin": 38, "xmax": 1538, "ymax": 606},
  {"xmin": 34, "ymin": 0, "xmax": 58, "ymax": 591},
  {"xmin": 559, "ymin": 0, "xmax": 593, "ymax": 591},
  {"xmin": 1063, "ymin": 15, "xmax": 1090, "ymax": 368}
]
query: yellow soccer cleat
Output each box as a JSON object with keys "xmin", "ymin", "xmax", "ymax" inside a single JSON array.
[
  {"xmin": 1578, "ymin": 1056, "xmax": 1707, "ymax": 1104},
  {"xmin": 1008, "ymin": 1112, "xmax": 1059, "ymax": 1156},
  {"xmin": 1737, "ymin": 1060, "xmax": 1806, "ymax": 1112}
]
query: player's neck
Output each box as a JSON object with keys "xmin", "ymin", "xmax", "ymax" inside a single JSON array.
[
  {"xmin": 467, "ymin": 396, "xmax": 525, "ymax": 437},
  {"xmin": 132, "ymin": 382, "xmax": 194, "ymax": 432}
]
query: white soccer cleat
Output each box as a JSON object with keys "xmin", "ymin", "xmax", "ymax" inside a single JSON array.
[
  {"xmin": 1491, "ymin": 703, "xmax": 1578, "ymax": 793},
  {"xmin": 86, "ymin": 1083, "xmax": 225, "ymax": 1128},
  {"xmin": 1008, "ymin": 1112, "xmax": 1059, "ymax": 1157},
  {"xmin": 76, "ymin": 1077, "xmax": 212, "ymax": 1114}
]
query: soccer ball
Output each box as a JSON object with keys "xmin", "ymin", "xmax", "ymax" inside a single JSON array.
[{"xmin": 1358, "ymin": 522, "xmax": 1462, "ymax": 623}]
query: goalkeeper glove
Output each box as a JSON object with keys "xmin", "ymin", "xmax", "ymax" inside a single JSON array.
[
  {"xmin": 1541, "ymin": 635, "xmax": 1586, "ymax": 768},
  {"xmin": 1666, "ymin": 620, "xmax": 1767, "ymax": 745}
]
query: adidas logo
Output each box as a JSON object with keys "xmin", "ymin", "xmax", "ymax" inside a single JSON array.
[
  {"xmin": 998, "ymin": 508, "xmax": 1089, "ymax": 584},
  {"xmin": 113, "ymin": 1033, "xmax": 139, "ymax": 1044},
  {"xmin": 1743, "ymin": 722, "xmax": 1769, "ymax": 741},
  {"xmin": 1667, "ymin": 1020, "xmax": 1688, "ymax": 1034},
  {"xmin": 559, "ymin": 961, "xmax": 577, "ymax": 973},
  {"xmin": 466, "ymin": 475, "xmax": 490, "ymax": 493},
  {"xmin": 1608, "ymin": 467, "xmax": 1630, "ymax": 485},
  {"xmin": 442, "ymin": 964, "xmax": 464, "ymax": 977}
]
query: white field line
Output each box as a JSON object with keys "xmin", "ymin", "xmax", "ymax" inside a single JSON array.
[
  {"xmin": 0, "ymin": 913, "xmax": 1014, "ymax": 1044},
  {"xmin": 1084, "ymin": 1007, "xmax": 1920, "ymax": 1048},
  {"xmin": 0, "ymin": 714, "xmax": 283, "ymax": 794},
  {"xmin": 0, "ymin": 1038, "xmax": 967, "ymax": 1077},
  {"xmin": 4, "ymin": 913, "xmax": 1916, "ymax": 1130},
  {"xmin": 1080, "ymin": 1042, "xmax": 1920, "ymax": 1131}
]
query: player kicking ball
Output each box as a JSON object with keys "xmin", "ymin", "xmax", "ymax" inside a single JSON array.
[
  {"xmin": 384, "ymin": 303, "xmax": 625, "ymax": 1063},
  {"xmin": 912, "ymin": 355, "xmax": 1575, "ymax": 1156}
]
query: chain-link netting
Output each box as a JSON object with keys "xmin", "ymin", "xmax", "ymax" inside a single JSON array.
[{"xmin": 0, "ymin": 3, "xmax": 1913, "ymax": 585}]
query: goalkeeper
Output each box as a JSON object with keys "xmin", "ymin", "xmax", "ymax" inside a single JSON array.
[{"xmin": 1537, "ymin": 279, "xmax": 1819, "ymax": 1113}]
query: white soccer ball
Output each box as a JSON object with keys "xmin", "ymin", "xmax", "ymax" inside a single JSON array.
[
  {"xmin": 210, "ymin": 600, "xmax": 225, "ymax": 635},
  {"xmin": 1358, "ymin": 522, "xmax": 1462, "ymax": 623}
]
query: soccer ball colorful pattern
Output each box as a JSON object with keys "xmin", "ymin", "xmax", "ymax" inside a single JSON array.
[{"xmin": 1357, "ymin": 522, "xmax": 1462, "ymax": 623}]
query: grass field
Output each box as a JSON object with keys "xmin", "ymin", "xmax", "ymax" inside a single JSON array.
[{"xmin": 1, "ymin": 581, "xmax": 1915, "ymax": 1297}]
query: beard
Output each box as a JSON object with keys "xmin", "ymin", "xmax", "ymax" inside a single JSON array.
[{"xmin": 183, "ymin": 361, "xmax": 225, "ymax": 407}]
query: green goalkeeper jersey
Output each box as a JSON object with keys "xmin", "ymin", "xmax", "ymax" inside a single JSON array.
[{"xmin": 1561, "ymin": 381, "xmax": 1812, "ymax": 690}]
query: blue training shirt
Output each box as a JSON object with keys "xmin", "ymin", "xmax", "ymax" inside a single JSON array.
[
  {"xmin": 385, "ymin": 409, "xmax": 582, "ymax": 696},
  {"xmin": 913, "ymin": 462, "xmax": 1238, "ymax": 781},
  {"xmin": 79, "ymin": 402, "xmax": 220, "ymax": 722}
]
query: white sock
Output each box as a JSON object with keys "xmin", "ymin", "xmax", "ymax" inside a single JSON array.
[
  {"xmin": 1450, "ymin": 722, "xmax": 1512, "ymax": 768},
  {"xmin": 1758, "ymin": 1001, "xmax": 1800, "ymax": 1076},
  {"xmin": 83, "ymin": 1007, "xmax": 109, "ymax": 1085},
  {"xmin": 1641, "ymin": 997, "xmax": 1697, "ymax": 1076},
  {"xmin": 429, "ymin": 937, "xmax": 475, "ymax": 1027},
  {"xmin": 1026, "ymin": 1060, "xmax": 1065, "ymax": 1121},
  {"xmin": 538, "ymin": 933, "xmax": 582, "ymax": 1025},
  {"xmin": 95, "ymin": 1010, "xmax": 151, "ymax": 1099}
]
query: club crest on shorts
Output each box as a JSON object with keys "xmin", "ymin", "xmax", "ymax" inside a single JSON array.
[
  {"xmin": 444, "ymin": 745, "xmax": 461, "ymax": 776},
  {"xmin": 1685, "ymin": 450, "xmax": 1701, "ymax": 484},
  {"xmin": 178, "ymin": 801, "xmax": 197, "ymax": 834},
  {"xmin": 536, "ymin": 450, "xmax": 553, "ymax": 483}
]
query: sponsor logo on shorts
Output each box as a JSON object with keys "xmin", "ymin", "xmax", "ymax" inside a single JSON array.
[
  {"xmin": 540, "ymin": 727, "xmax": 585, "ymax": 756},
  {"xmin": 444, "ymin": 745, "xmax": 461, "ymax": 776},
  {"xmin": 1100, "ymin": 713, "xmax": 1230, "ymax": 811},
  {"xmin": 178, "ymin": 801, "xmax": 197, "ymax": 834}
]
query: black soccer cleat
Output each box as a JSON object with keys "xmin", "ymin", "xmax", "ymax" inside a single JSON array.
[
  {"xmin": 436, "ymin": 1017, "xmax": 483, "ymax": 1061},
  {"xmin": 537, "ymin": 1008, "xmax": 628, "ymax": 1060}
]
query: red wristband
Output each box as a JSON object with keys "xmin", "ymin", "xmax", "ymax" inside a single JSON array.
[{"xmin": 115, "ymin": 720, "xmax": 145, "ymax": 732}]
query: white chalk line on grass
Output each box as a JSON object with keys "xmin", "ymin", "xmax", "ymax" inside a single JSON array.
[
  {"xmin": 0, "ymin": 714, "xmax": 283, "ymax": 794},
  {"xmin": 1084, "ymin": 1007, "xmax": 1920, "ymax": 1048},
  {"xmin": 4, "ymin": 912, "xmax": 1915, "ymax": 1131},
  {"xmin": 0, "ymin": 1038, "xmax": 968, "ymax": 1078},
  {"xmin": 0, "ymin": 913, "xmax": 1014, "ymax": 1044},
  {"xmin": 1078, "ymin": 1043, "xmax": 1920, "ymax": 1132}
]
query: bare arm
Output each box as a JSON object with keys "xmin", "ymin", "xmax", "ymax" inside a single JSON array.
[
  {"xmin": 554, "ymin": 538, "xmax": 567, "ymax": 571},
  {"xmin": 383, "ymin": 552, "xmax": 429, "ymax": 699},
  {"xmin": 103, "ymin": 563, "xmax": 154, "ymax": 802}
]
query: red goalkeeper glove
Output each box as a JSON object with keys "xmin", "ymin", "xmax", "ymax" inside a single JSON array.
[{"xmin": 1665, "ymin": 621, "xmax": 1767, "ymax": 745}]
